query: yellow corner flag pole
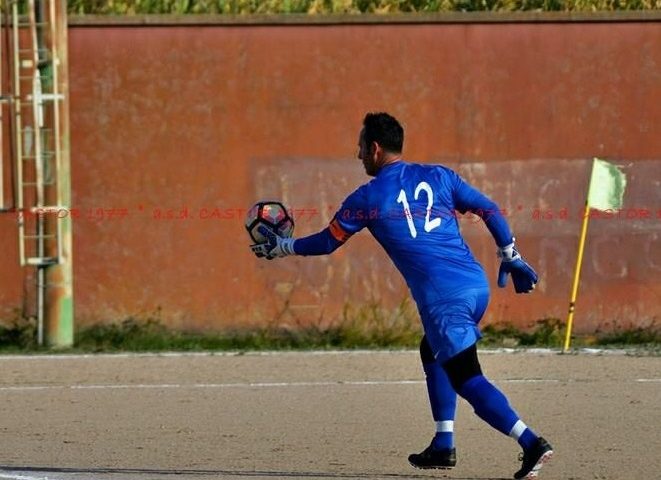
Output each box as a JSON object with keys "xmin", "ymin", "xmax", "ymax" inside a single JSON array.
[
  {"xmin": 563, "ymin": 158, "xmax": 626, "ymax": 353},
  {"xmin": 563, "ymin": 202, "xmax": 591, "ymax": 353}
]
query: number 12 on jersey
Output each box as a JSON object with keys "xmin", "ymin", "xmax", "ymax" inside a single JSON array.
[{"xmin": 396, "ymin": 181, "xmax": 441, "ymax": 238}]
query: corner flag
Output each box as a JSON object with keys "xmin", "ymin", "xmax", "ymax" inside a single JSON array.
[
  {"xmin": 563, "ymin": 158, "xmax": 627, "ymax": 352},
  {"xmin": 586, "ymin": 158, "xmax": 627, "ymax": 211}
]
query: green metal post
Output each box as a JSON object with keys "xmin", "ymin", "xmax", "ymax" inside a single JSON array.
[{"xmin": 44, "ymin": 0, "xmax": 72, "ymax": 348}]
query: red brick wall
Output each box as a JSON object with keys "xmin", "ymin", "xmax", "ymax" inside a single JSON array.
[{"xmin": 1, "ymin": 16, "xmax": 659, "ymax": 333}]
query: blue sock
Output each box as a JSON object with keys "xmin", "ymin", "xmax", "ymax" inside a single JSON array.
[
  {"xmin": 509, "ymin": 420, "xmax": 539, "ymax": 450},
  {"xmin": 519, "ymin": 428, "xmax": 538, "ymax": 450},
  {"xmin": 433, "ymin": 429, "xmax": 454, "ymax": 450},
  {"xmin": 458, "ymin": 374, "xmax": 538, "ymax": 449},
  {"xmin": 423, "ymin": 361, "xmax": 456, "ymax": 450}
]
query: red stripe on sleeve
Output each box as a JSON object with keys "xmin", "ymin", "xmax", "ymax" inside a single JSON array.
[{"xmin": 329, "ymin": 219, "xmax": 351, "ymax": 243}]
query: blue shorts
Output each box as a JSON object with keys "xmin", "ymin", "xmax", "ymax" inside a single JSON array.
[{"xmin": 418, "ymin": 288, "xmax": 490, "ymax": 364}]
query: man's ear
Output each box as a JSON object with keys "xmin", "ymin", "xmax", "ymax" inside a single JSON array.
[{"xmin": 371, "ymin": 141, "xmax": 382, "ymax": 160}]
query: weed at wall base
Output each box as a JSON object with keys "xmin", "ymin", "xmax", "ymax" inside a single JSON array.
[{"xmin": 0, "ymin": 311, "xmax": 659, "ymax": 352}]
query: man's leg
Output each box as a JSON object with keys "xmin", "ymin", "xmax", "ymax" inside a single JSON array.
[
  {"xmin": 420, "ymin": 335, "xmax": 457, "ymax": 450},
  {"xmin": 408, "ymin": 336, "xmax": 457, "ymax": 469},
  {"xmin": 443, "ymin": 344, "xmax": 553, "ymax": 479}
]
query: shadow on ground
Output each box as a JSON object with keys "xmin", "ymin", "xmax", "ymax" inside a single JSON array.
[{"xmin": 0, "ymin": 465, "xmax": 510, "ymax": 479}]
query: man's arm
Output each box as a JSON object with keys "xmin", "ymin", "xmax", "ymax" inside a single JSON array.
[
  {"xmin": 450, "ymin": 171, "xmax": 538, "ymax": 293},
  {"xmin": 251, "ymin": 187, "xmax": 368, "ymax": 259},
  {"xmin": 251, "ymin": 225, "xmax": 345, "ymax": 259},
  {"xmin": 293, "ymin": 219, "xmax": 351, "ymax": 255},
  {"xmin": 452, "ymin": 179, "xmax": 513, "ymax": 248}
]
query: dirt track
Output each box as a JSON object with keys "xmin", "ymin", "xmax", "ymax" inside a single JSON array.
[{"xmin": 0, "ymin": 350, "xmax": 658, "ymax": 480}]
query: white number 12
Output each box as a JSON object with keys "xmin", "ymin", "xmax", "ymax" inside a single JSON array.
[{"xmin": 396, "ymin": 181, "xmax": 441, "ymax": 239}]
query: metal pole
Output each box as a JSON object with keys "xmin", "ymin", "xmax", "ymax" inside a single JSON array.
[
  {"xmin": 562, "ymin": 203, "xmax": 590, "ymax": 353},
  {"xmin": 28, "ymin": 0, "xmax": 47, "ymax": 345}
]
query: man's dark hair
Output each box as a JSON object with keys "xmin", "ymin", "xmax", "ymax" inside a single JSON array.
[{"xmin": 363, "ymin": 112, "xmax": 404, "ymax": 154}]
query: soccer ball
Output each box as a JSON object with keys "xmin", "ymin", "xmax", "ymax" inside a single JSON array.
[{"xmin": 245, "ymin": 201, "xmax": 295, "ymax": 244}]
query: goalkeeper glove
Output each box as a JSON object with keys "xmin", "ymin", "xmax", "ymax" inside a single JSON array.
[
  {"xmin": 497, "ymin": 240, "xmax": 538, "ymax": 293},
  {"xmin": 251, "ymin": 225, "xmax": 296, "ymax": 260}
]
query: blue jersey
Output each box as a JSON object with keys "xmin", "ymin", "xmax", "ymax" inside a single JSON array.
[{"xmin": 328, "ymin": 161, "xmax": 510, "ymax": 308}]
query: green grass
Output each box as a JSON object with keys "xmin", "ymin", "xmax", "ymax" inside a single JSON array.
[
  {"xmin": 0, "ymin": 314, "xmax": 39, "ymax": 352},
  {"xmin": 66, "ymin": 0, "xmax": 661, "ymax": 15},
  {"xmin": 481, "ymin": 317, "xmax": 566, "ymax": 347},
  {"xmin": 481, "ymin": 317, "xmax": 661, "ymax": 349},
  {"xmin": 74, "ymin": 299, "xmax": 422, "ymax": 352},
  {"xmin": 592, "ymin": 326, "xmax": 660, "ymax": 345},
  {"xmin": 0, "ymin": 308, "xmax": 658, "ymax": 353}
]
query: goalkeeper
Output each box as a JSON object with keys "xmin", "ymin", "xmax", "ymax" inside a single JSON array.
[{"xmin": 251, "ymin": 112, "xmax": 553, "ymax": 480}]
